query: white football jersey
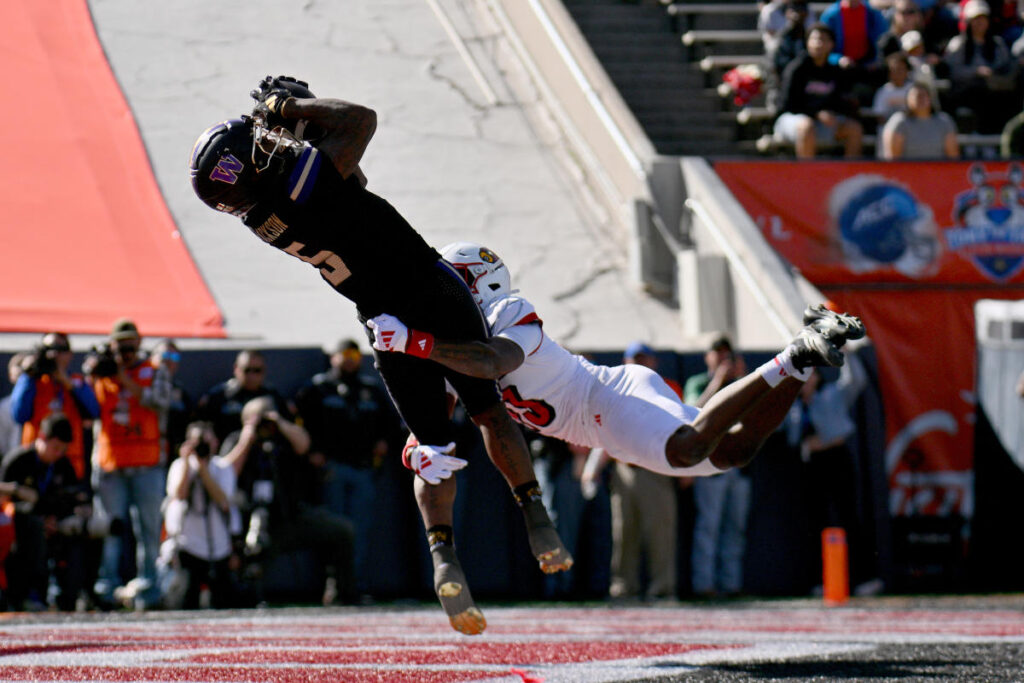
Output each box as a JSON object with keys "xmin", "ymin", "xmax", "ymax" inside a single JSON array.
[
  {"xmin": 484, "ymin": 295, "xmax": 597, "ymax": 447},
  {"xmin": 484, "ymin": 294, "xmax": 716, "ymax": 477}
]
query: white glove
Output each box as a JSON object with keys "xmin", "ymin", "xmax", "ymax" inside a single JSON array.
[
  {"xmin": 367, "ymin": 314, "xmax": 436, "ymax": 358},
  {"xmin": 367, "ymin": 314, "xmax": 408, "ymax": 353},
  {"xmin": 408, "ymin": 442, "xmax": 466, "ymax": 485}
]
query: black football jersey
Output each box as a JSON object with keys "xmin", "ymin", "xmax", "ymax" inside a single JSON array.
[{"xmin": 242, "ymin": 145, "xmax": 440, "ymax": 317}]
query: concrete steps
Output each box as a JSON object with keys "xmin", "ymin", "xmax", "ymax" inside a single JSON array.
[{"xmin": 562, "ymin": 0, "xmax": 756, "ymax": 157}]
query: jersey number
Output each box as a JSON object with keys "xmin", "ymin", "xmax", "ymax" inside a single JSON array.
[
  {"xmin": 502, "ymin": 385, "xmax": 555, "ymax": 429},
  {"xmin": 283, "ymin": 240, "xmax": 351, "ymax": 287}
]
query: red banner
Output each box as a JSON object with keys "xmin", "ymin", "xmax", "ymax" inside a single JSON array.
[{"xmin": 715, "ymin": 161, "xmax": 1024, "ymax": 517}]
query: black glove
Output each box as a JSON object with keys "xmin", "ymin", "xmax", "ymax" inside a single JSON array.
[
  {"xmin": 251, "ymin": 75, "xmax": 314, "ymax": 108},
  {"xmin": 250, "ymin": 75, "xmax": 324, "ymax": 140}
]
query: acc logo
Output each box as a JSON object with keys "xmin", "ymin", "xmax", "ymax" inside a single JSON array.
[
  {"xmin": 946, "ymin": 164, "xmax": 1024, "ymax": 281},
  {"xmin": 209, "ymin": 154, "xmax": 244, "ymax": 184},
  {"xmin": 479, "ymin": 247, "xmax": 498, "ymax": 264},
  {"xmin": 827, "ymin": 174, "xmax": 941, "ymax": 279}
]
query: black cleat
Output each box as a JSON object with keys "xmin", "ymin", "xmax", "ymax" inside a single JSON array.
[
  {"xmin": 789, "ymin": 327, "xmax": 844, "ymax": 370},
  {"xmin": 803, "ymin": 304, "xmax": 866, "ymax": 348},
  {"xmin": 432, "ymin": 545, "xmax": 486, "ymax": 635},
  {"xmin": 521, "ymin": 499, "xmax": 574, "ymax": 574}
]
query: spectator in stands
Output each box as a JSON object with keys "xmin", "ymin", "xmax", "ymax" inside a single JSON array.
[
  {"xmin": 902, "ymin": 30, "xmax": 943, "ymax": 102},
  {"xmin": 197, "ymin": 350, "xmax": 293, "ymax": 444},
  {"xmin": 684, "ymin": 335, "xmax": 751, "ymax": 599},
  {"xmin": 770, "ymin": 0, "xmax": 814, "ymax": 101},
  {"xmin": 0, "ymin": 354, "xmax": 30, "ymax": 457},
  {"xmin": 920, "ymin": 0, "xmax": 962, "ymax": 58},
  {"xmin": 151, "ymin": 339, "xmax": 192, "ymax": 468},
  {"xmin": 775, "ymin": 24, "xmax": 865, "ymax": 157},
  {"xmin": 821, "ymin": 0, "xmax": 891, "ymax": 88},
  {"xmin": 87, "ymin": 318, "xmax": 172, "ymax": 610},
  {"xmin": 606, "ymin": 342, "xmax": 678, "ymax": 601},
  {"xmin": 11, "ymin": 332, "xmax": 100, "ymax": 480},
  {"xmin": 0, "ymin": 414, "xmax": 96, "ymax": 611},
  {"xmin": 879, "ymin": 0, "xmax": 926, "ymax": 57},
  {"xmin": 872, "ymin": 52, "xmax": 915, "ymax": 123},
  {"xmin": 881, "ymin": 80, "xmax": 961, "ymax": 156},
  {"xmin": 222, "ymin": 396, "xmax": 355, "ymax": 606},
  {"xmin": 294, "ymin": 339, "xmax": 396, "ymax": 598},
  {"xmin": 761, "ymin": 0, "xmax": 819, "ymax": 60},
  {"xmin": 957, "ymin": 0, "xmax": 1022, "ymax": 43},
  {"xmin": 161, "ymin": 421, "xmax": 238, "ymax": 609},
  {"xmin": 944, "ymin": 0, "xmax": 1020, "ymax": 134}
]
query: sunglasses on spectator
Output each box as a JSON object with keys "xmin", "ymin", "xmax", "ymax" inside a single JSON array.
[
  {"xmin": 243, "ymin": 366, "xmax": 265, "ymax": 374},
  {"xmin": 46, "ymin": 344, "xmax": 71, "ymax": 353},
  {"xmin": 117, "ymin": 343, "xmax": 139, "ymax": 353}
]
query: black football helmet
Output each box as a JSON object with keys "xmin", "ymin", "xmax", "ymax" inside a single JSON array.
[
  {"xmin": 190, "ymin": 116, "xmax": 307, "ymax": 217},
  {"xmin": 190, "ymin": 118, "xmax": 262, "ymax": 217}
]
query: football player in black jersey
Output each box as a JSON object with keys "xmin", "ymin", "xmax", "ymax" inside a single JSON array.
[{"xmin": 189, "ymin": 77, "xmax": 571, "ymax": 635}]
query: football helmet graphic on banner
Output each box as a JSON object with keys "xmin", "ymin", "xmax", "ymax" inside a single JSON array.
[{"xmin": 440, "ymin": 242, "xmax": 512, "ymax": 308}]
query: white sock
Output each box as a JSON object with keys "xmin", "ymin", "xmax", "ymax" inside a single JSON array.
[{"xmin": 757, "ymin": 347, "xmax": 811, "ymax": 387}]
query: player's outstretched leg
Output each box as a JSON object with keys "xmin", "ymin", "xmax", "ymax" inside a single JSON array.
[
  {"xmin": 517, "ymin": 483, "xmax": 575, "ymax": 574},
  {"xmin": 803, "ymin": 303, "xmax": 866, "ymax": 349},
  {"xmin": 431, "ymin": 541, "xmax": 486, "ymax": 635}
]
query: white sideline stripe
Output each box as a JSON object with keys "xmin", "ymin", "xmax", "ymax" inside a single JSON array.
[{"xmin": 425, "ymin": 0, "xmax": 499, "ymax": 106}]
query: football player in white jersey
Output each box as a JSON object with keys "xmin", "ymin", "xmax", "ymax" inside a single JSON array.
[{"xmin": 369, "ymin": 241, "xmax": 866, "ymax": 480}]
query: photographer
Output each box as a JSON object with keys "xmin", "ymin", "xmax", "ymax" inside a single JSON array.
[
  {"xmin": 0, "ymin": 414, "xmax": 103, "ymax": 611},
  {"xmin": 87, "ymin": 318, "xmax": 172, "ymax": 610},
  {"xmin": 161, "ymin": 422, "xmax": 237, "ymax": 609},
  {"xmin": 11, "ymin": 332, "xmax": 100, "ymax": 479},
  {"xmin": 222, "ymin": 396, "xmax": 355, "ymax": 605}
]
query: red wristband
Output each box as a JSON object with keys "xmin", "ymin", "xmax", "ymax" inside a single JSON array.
[
  {"xmin": 401, "ymin": 435, "xmax": 419, "ymax": 470},
  {"xmin": 406, "ymin": 329, "xmax": 435, "ymax": 358}
]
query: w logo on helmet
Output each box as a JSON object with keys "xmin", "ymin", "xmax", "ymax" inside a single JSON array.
[{"xmin": 210, "ymin": 154, "xmax": 244, "ymax": 184}]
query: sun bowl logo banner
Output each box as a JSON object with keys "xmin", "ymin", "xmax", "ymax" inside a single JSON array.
[
  {"xmin": 713, "ymin": 159, "xmax": 1024, "ymax": 521},
  {"xmin": 946, "ymin": 164, "xmax": 1024, "ymax": 282}
]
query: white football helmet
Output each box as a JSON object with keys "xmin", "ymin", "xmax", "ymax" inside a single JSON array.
[{"xmin": 440, "ymin": 241, "xmax": 512, "ymax": 308}]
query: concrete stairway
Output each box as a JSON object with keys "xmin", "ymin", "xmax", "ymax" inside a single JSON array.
[{"xmin": 561, "ymin": 0, "xmax": 760, "ymax": 156}]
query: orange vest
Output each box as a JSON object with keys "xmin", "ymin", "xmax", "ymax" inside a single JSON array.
[
  {"xmin": 93, "ymin": 361, "xmax": 161, "ymax": 471},
  {"xmin": 20, "ymin": 375, "xmax": 88, "ymax": 479}
]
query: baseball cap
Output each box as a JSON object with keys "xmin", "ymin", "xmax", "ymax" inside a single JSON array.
[
  {"xmin": 624, "ymin": 341, "xmax": 654, "ymax": 360},
  {"xmin": 900, "ymin": 30, "xmax": 923, "ymax": 52},
  {"xmin": 963, "ymin": 0, "xmax": 990, "ymax": 20},
  {"xmin": 110, "ymin": 318, "xmax": 140, "ymax": 341}
]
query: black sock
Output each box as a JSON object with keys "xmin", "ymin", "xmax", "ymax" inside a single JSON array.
[
  {"xmin": 426, "ymin": 525, "xmax": 454, "ymax": 552},
  {"xmin": 512, "ymin": 480, "xmax": 543, "ymax": 507}
]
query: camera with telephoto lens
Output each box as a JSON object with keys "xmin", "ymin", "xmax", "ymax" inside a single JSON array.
[
  {"xmin": 23, "ymin": 344, "xmax": 58, "ymax": 378},
  {"xmin": 86, "ymin": 343, "xmax": 119, "ymax": 378},
  {"xmin": 56, "ymin": 511, "xmax": 125, "ymax": 539},
  {"xmin": 193, "ymin": 440, "xmax": 212, "ymax": 460}
]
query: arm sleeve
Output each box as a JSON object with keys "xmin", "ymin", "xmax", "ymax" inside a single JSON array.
[
  {"xmin": 10, "ymin": 374, "xmax": 35, "ymax": 424},
  {"xmin": 71, "ymin": 378, "xmax": 100, "ymax": 419},
  {"xmin": 496, "ymin": 322, "xmax": 544, "ymax": 357}
]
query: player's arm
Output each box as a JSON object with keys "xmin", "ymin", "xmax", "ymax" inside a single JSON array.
[
  {"xmin": 367, "ymin": 314, "xmax": 526, "ymax": 379},
  {"xmin": 429, "ymin": 337, "xmax": 525, "ymax": 379},
  {"xmin": 277, "ymin": 97, "xmax": 377, "ymax": 180}
]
